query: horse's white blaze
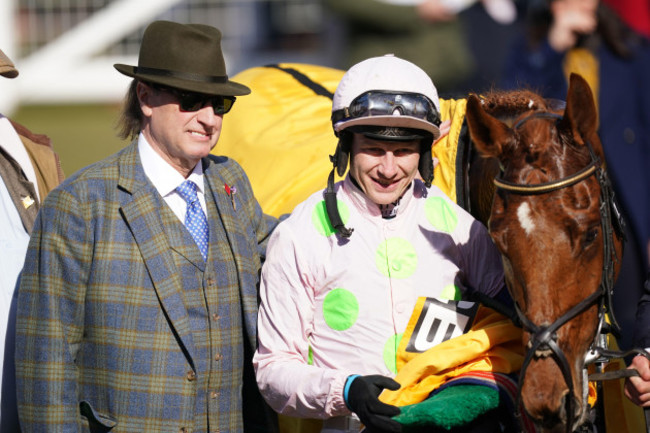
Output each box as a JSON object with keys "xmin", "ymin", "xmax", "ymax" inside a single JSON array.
[{"xmin": 517, "ymin": 202, "xmax": 536, "ymax": 235}]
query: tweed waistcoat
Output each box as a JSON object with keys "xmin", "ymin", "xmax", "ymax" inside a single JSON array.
[{"xmin": 161, "ymin": 177, "xmax": 244, "ymax": 432}]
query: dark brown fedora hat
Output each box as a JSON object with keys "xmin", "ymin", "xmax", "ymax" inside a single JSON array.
[{"xmin": 114, "ymin": 21, "xmax": 250, "ymax": 96}]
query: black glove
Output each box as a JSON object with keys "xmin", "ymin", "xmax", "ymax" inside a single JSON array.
[{"xmin": 346, "ymin": 375, "xmax": 402, "ymax": 433}]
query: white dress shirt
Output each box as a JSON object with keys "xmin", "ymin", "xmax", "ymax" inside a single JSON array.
[
  {"xmin": 0, "ymin": 115, "xmax": 39, "ymax": 427},
  {"xmin": 137, "ymin": 132, "xmax": 207, "ymax": 222}
]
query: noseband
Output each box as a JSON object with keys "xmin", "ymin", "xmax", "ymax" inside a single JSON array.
[{"xmin": 494, "ymin": 111, "xmax": 625, "ymax": 432}]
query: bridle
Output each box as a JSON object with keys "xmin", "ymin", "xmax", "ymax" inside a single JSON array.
[{"xmin": 493, "ymin": 111, "xmax": 634, "ymax": 432}]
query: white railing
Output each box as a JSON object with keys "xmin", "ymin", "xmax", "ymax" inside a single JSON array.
[{"xmin": 0, "ymin": 0, "xmax": 326, "ymax": 114}]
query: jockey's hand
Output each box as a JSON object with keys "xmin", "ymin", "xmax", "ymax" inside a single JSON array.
[
  {"xmin": 625, "ymin": 353, "xmax": 650, "ymax": 407},
  {"xmin": 346, "ymin": 375, "xmax": 402, "ymax": 432}
]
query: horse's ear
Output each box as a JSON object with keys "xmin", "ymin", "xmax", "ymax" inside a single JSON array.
[
  {"xmin": 465, "ymin": 94, "xmax": 515, "ymax": 160},
  {"xmin": 561, "ymin": 73, "xmax": 600, "ymax": 150}
]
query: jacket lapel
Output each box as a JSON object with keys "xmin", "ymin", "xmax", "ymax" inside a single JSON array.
[
  {"xmin": 204, "ymin": 159, "xmax": 243, "ymax": 278},
  {"xmin": 116, "ymin": 142, "xmax": 197, "ymax": 368}
]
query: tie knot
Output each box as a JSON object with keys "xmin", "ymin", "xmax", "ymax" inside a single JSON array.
[{"xmin": 177, "ymin": 180, "xmax": 199, "ymax": 204}]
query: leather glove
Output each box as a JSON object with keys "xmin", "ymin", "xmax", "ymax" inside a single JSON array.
[{"xmin": 346, "ymin": 375, "xmax": 402, "ymax": 433}]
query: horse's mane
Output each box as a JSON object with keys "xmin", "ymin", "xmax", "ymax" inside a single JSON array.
[
  {"xmin": 475, "ymin": 88, "xmax": 550, "ymax": 123},
  {"xmin": 471, "ymin": 88, "xmax": 575, "ymax": 161}
]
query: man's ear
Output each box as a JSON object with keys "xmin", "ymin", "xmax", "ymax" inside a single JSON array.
[{"xmin": 136, "ymin": 81, "xmax": 154, "ymax": 118}]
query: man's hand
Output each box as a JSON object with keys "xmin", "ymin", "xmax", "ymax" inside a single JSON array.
[
  {"xmin": 347, "ymin": 375, "xmax": 402, "ymax": 432},
  {"xmin": 624, "ymin": 354, "xmax": 650, "ymax": 407},
  {"xmin": 417, "ymin": 0, "xmax": 457, "ymax": 22}
]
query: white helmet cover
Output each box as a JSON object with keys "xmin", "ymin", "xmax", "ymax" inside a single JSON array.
[{"xmin": 332, "ymin": 54, "xmax": 441, "ymax": 139}]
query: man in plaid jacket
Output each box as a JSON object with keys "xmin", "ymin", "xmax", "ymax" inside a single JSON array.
[{"xmin": 15, "ymin": 21, "xmax": 278, "ymax": 432}]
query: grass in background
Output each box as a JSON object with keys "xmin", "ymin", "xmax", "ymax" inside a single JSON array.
[{"xmin": 13, "ymin": 103, "xmax": 127, "ymax": 177}]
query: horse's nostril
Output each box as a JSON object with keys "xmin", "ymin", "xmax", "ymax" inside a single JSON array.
[
  {"xmin": 559, "ymin": 393, "xmax": 569, "ymax": 425},
  {"xmin": 558, "ymin": 391, "xmax": 586, "ymax": 432}
]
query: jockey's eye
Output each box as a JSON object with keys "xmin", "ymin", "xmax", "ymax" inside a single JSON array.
[
  {"xmin": 361, "ymin": 147, "xmax": 385, "ymax": 156},
  {"xmin": 393, "ymin": 147, "xmax": 418, "ymax": 157}
]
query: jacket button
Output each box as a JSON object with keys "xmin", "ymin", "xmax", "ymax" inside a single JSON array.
[
  {"xmin": 214, "ymin": 353, "xmax": 223, "ymax": 361},
  {"xmin": 179, "ymin": 428, "xmax": 188, "ymax": 433},
  {"xmin": 212, "ymin": 313, "xmax": 220, "ymax": 321},
  {"xmin": 186, "ymin": 370, "xmax": 196, "ymax": 381},
  {"xmin": 210, "ymin": 391, "xmax": 219, "ymax": 399}
]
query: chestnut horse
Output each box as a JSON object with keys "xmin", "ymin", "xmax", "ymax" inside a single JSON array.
[{"xmin": 464, "ymin": 74, "xmax": 626, "ymax": 433}]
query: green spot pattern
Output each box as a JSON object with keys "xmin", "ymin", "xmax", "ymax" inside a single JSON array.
[
  {"xmin": 375, "ymin": 238, "xmax": 418, "ymax": 279},
  {"xmin": 383, "ymin": 333, "xmax": 403, "ymax": 374},
  {"xmin": 322, "ymin": 288, "xmax": 359, "ymax": 331},
  {"xmin": 441, "ymin": 284, "xmax": 461, "ymax": 301},
  {"xmin": 425, "ymin": 196, "xmax": 458, "ymax": 233},
  {"xmin": 312, "ymin": 200, "xmax": 350, "ymax": 237}
]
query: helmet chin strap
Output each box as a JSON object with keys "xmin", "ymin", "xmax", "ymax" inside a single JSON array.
[
  {"xmin": 324, "ymin": 164, "xmax": 354, "ymax": 238},
  {"xmin": 324, "ymin": 133, "xmax": 354, "ymax": 238},
  {"xmin": 419, "ymin": 140, "xmax": 434, "ymax": 188}
]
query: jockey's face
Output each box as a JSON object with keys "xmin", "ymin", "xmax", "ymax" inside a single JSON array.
[{"xmin": 349, "ymin": 133, "xmax": 420, "ymax": 205}]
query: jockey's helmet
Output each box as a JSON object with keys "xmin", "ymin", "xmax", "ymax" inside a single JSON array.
[
  {"xmin": 329, "ymin": 54, "xmax": 441, "ymax": 188},
  {"xmin": 324, "ymin": 55, "xmax": 442, "ymax": 238}
]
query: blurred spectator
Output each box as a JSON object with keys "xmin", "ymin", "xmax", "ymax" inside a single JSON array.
[
  {"xmin": 0, "ymin": 48, "xmax": 64, "ymax": 431},
  {"xmin": 500, "ymin": 0, "xmax": 650, "ymax": 351},
  {"xmin": 325, "ymin": 0, "xmax": 518, "ymax": 95}
]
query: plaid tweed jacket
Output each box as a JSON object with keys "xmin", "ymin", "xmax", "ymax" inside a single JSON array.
[{"xmin": 15, "ymin": 142, "xmax": 278, "ymax": 432}]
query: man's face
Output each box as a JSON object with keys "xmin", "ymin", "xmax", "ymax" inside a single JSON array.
[
  {"xmin": 137, "ymin": 82, "xmax": 223, "ymax": 176},
  {"xmin": 349, "ymin": 133, "xmax": 421, "ymax": 205}
]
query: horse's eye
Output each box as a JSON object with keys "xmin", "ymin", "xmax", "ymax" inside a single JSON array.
[{"xmin": 583, "ymin": 227, "xmax": 599, "ymax": 247}]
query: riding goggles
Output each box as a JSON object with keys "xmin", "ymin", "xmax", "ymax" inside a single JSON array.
[
  {"xmin": 331, "ymin": 91, "xmax": 440, "ymax": 126},
  {"xmin": 152, "ymin": 84, "xmax": 236, "ymax": 114}
]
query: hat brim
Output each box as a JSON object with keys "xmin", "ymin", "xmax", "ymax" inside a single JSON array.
[
  {"xmin": 0, "ymin": 48, "xmax": 18, "ymax": 79},
  {"xmin": 335, "ymin": 115, "xmax": 440, "ymax": 140},
  {"xmin": 114, "ymin": 64, "xmax": 251, "ymax": 96},
  {"xmin": 0, "ymin": 66, "xmax": 18, "ymax": 79}
]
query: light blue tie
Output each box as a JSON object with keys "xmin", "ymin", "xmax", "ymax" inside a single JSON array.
[{"xmin": 176, "ymin": 180, "xmax": 209, "ymax": 261}]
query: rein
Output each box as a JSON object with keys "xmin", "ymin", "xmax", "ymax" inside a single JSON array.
[{"xmin": 494, "ymin": 111, "xmax": 630, "ymax": 433}]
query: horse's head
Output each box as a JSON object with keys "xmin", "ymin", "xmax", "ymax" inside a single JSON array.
[{"xmin": 465, "ymin": 74, "xmax": 623, "ymax": 432}]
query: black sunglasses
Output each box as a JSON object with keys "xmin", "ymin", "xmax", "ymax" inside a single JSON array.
[{"xmin": 150, "ymin": 83, "xmax": 236, "ymax": 114}]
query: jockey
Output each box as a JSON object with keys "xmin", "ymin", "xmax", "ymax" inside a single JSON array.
[{"xmin": 253, "ymin": 55, "xmax": 513, "ymax": 433}]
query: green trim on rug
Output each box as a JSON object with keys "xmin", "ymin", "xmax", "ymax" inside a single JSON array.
[{"xmin": 395, "ymin": 384, "xmax": 500, "ymax": 431}]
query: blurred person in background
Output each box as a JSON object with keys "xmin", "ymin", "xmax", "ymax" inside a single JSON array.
[
  {"xmin": 325, "ymin": 0, "xmax": 519, "ymax": 95},
  {"xmin": 15, "ymin": 21, "xmax": 278, "ymax": 432},
  {"xmin": 0, "ymin": 48, "xmax": 64, "ymax": 432},
  {"xmin": 500, "ymin": 0, "xmax": 650, "ymax": 354}
]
